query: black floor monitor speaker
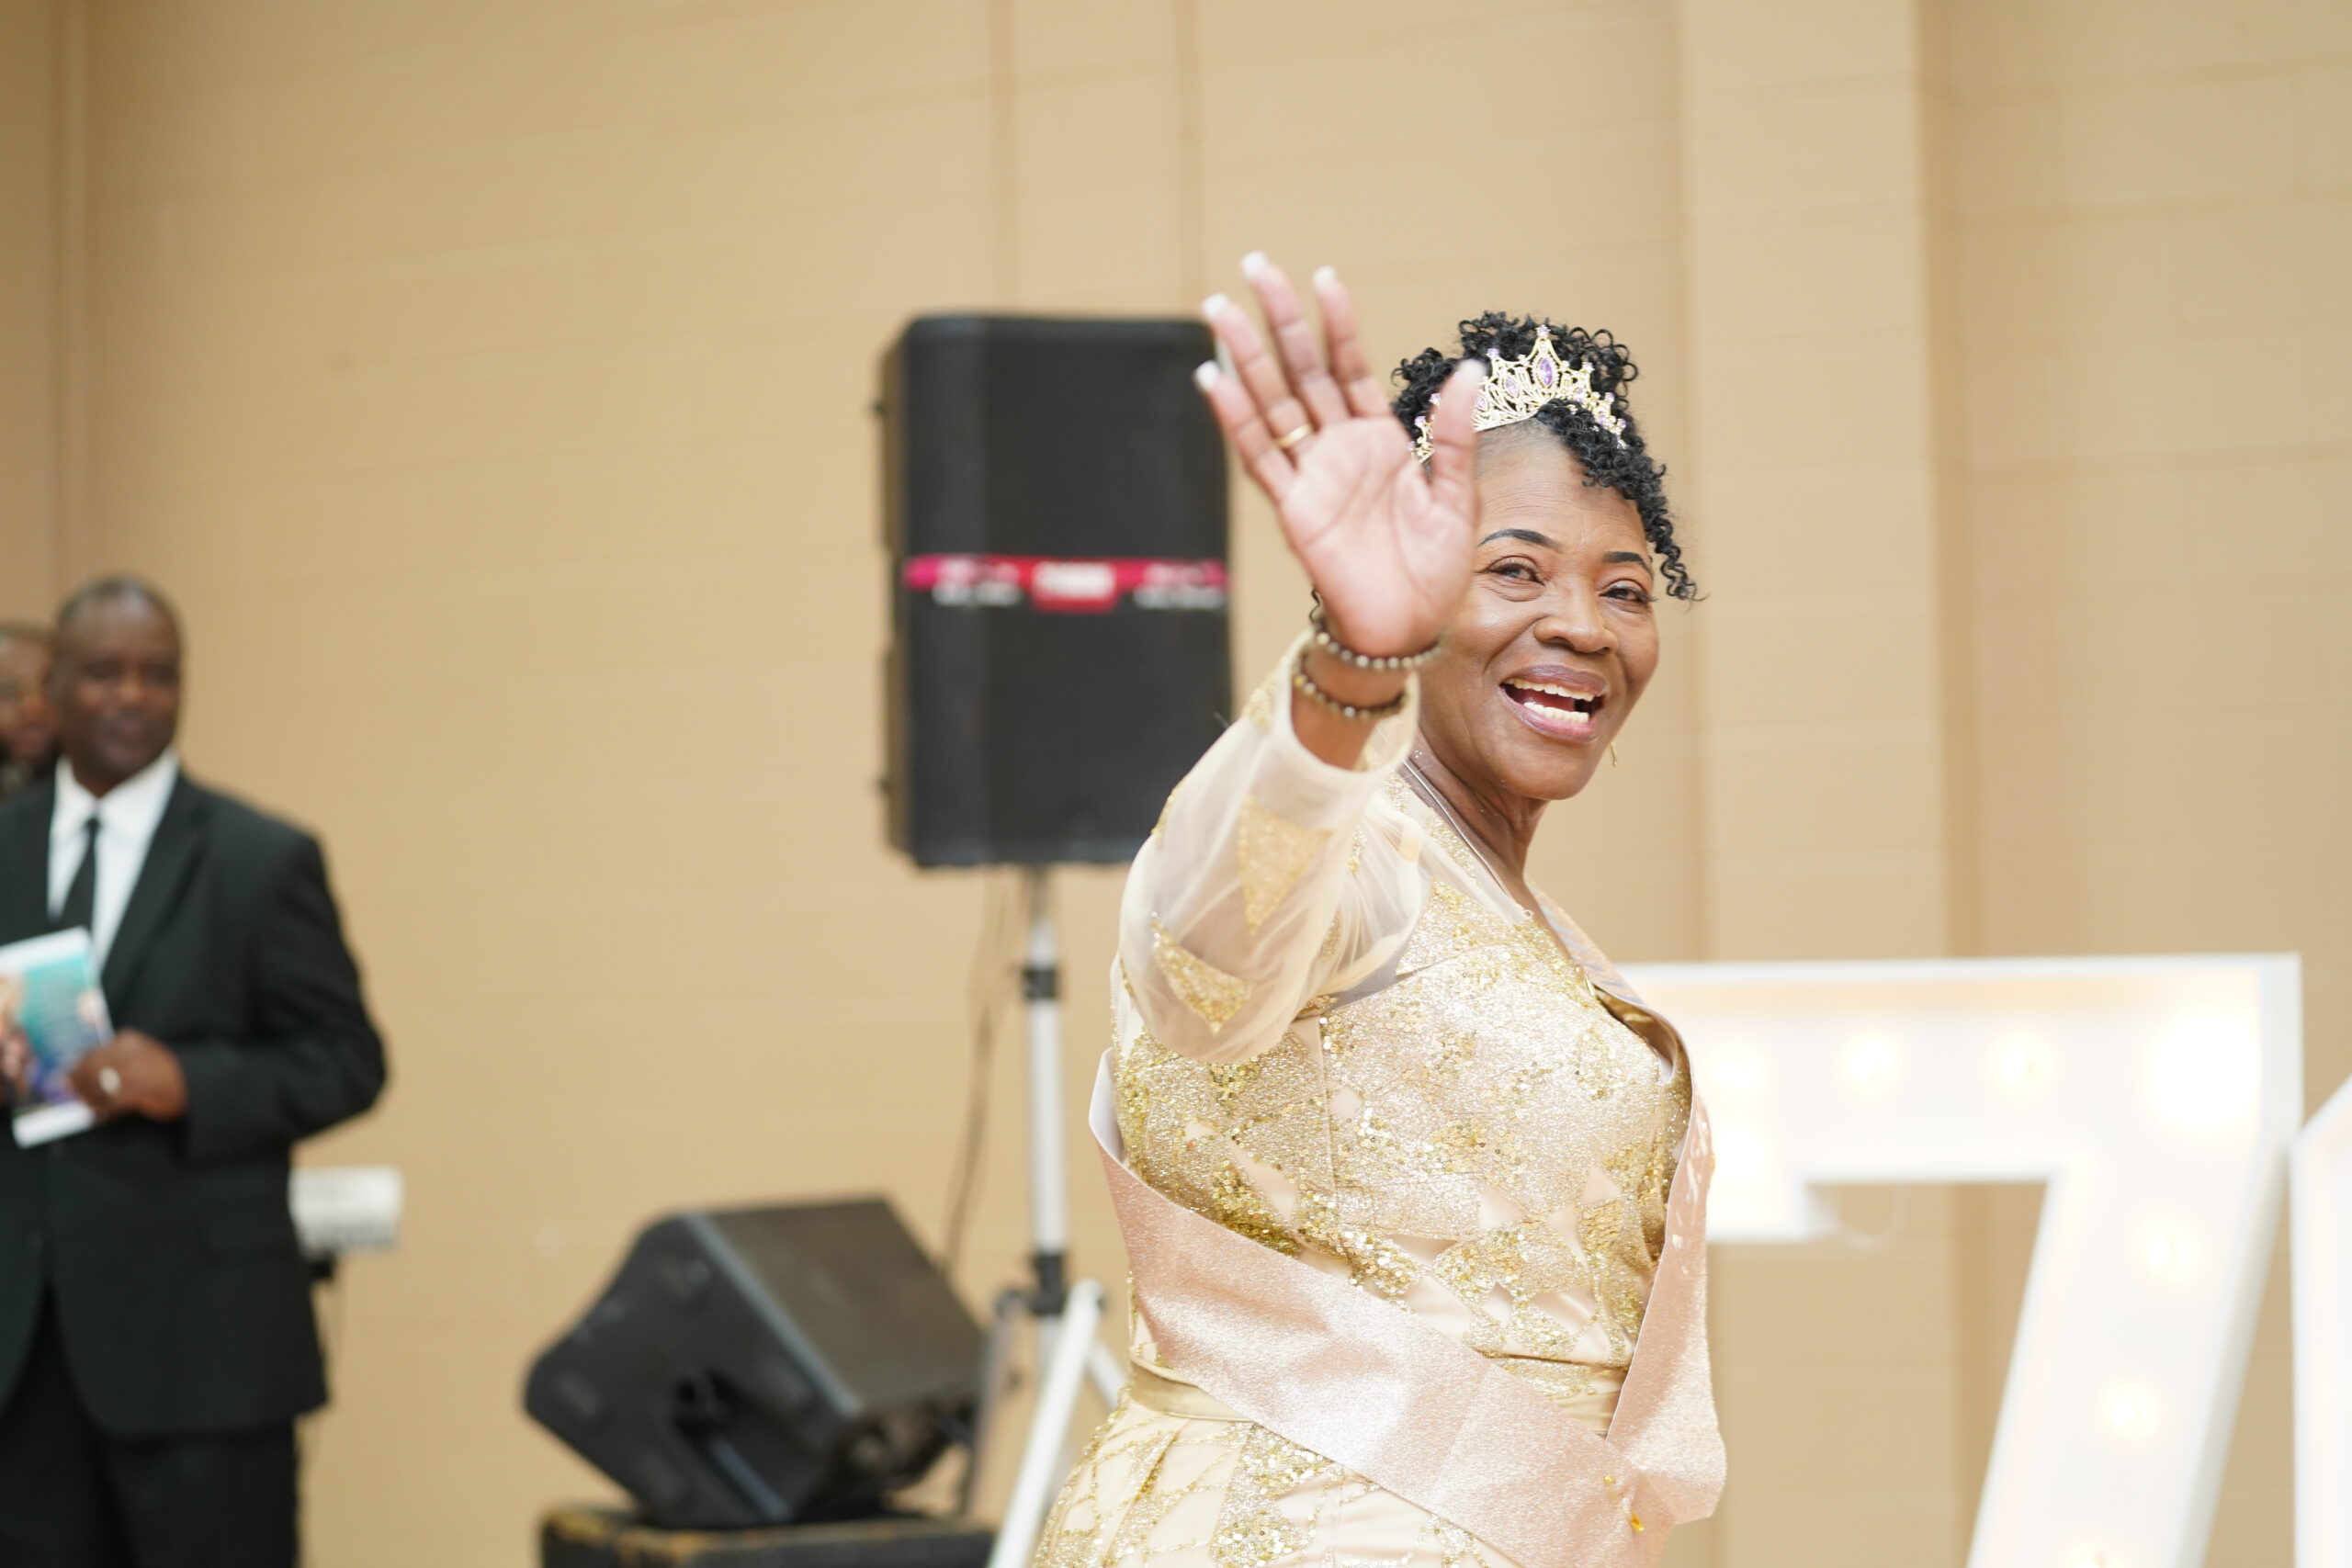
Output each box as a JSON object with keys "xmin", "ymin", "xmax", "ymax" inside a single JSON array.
[
  {"xmin": 884, "ymin": 314, "xmax": 1231, "ymax": 866},
  {"xmin": 541, "ymin": 1507, "xmax": 994, "ymax": 1568},
  {"xmin": 525, "ymin": 1200, "xmax": 983, "ymax": 1529}
]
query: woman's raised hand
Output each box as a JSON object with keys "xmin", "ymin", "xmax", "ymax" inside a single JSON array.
[{"xmin": 1196, "ymin": 255, "xmax": 1485, "ymax": 660}]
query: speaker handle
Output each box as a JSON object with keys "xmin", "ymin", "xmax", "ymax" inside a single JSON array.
[{"xmin": 666, "ymin": 1370, "xmax": 792, "ymax": 1523}]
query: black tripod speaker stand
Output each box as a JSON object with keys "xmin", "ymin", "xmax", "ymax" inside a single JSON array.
[
  {"xmin": 882, "ymin": 312, "xmax": 1231, "ymax": 1565},
  {"xmin": 967, "ymin": 869, "xmax": 1129, "ymax": 1568}
]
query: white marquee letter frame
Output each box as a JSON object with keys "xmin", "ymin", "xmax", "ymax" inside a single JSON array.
[
  {"xmin": 2293, "ymin": 1070, "xmax": 2352, "ymax": 1568},
  {"xmin": 1622, "ymin": 954, "xmax": 2301, "ymax": 1568}
]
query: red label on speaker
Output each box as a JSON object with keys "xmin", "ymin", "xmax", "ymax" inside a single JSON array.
[{"xmin": 902, "ymin": 555, "xmax": 1228, "ymax": 614}]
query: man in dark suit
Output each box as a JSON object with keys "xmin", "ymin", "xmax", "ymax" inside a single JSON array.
[{"xmin": 0, "ymin": 576, "xmax": 387, "ymax": 1566}]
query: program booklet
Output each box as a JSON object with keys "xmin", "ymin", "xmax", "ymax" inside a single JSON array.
[{"xmin": 1, "ymin": 930, "xmax": 114, "ymax": 1146}]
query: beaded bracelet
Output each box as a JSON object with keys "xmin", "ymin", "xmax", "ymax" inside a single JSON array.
[
  {"xmin": 1307, "ymin": 607, "xmax": 1444, "ymax": 671},
  {"xmin": 1291, "ymin": 648, "xmax": 1409, "ymax": 723}
]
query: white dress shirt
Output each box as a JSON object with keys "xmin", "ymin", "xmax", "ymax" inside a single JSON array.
[{"xmin": 50, "ymin": 749, "xmax": 181, "ymax": 973}]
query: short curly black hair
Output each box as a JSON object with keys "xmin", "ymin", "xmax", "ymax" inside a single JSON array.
[{"xmin": 1393, "ymin": 314, "xmax": 1695, "ymax": 602}]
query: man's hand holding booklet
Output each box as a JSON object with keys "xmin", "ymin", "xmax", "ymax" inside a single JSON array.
[{"xmin": 0, "ymin": 929, "xmax": 114, "ymax": 1145}]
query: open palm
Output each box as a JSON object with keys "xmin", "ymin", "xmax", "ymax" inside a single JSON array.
[{"xmin": 1196, "ymin": 257, "xmax": 1486, "ymax": 659}]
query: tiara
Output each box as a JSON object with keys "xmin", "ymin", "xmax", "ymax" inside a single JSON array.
[{"xmin": 1411, "ymin": 326, "xmax": 1627, "ymax": 463}]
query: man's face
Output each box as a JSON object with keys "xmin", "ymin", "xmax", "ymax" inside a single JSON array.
[
  {"xmin": 0, "ymin": 637, "xmax": 57, "ymax": 769},
  {"xmin": 50, "ymin": 597, "xmax": 181, "ymax": 793}
]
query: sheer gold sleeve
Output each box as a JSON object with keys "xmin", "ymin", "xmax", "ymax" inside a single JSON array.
[{"xmin": 1118, "ymin": 633, "xmax": 1425, "ymax": 1065}]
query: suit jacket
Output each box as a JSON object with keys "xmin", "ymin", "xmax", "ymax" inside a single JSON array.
[{"xmin": 0, "ymin": 772, "xmax": 387, "ymax": 1436}]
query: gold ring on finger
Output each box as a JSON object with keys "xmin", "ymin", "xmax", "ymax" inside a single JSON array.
[{"xmin": 1273, "ymin": 423, "xmax": 1313, "ymax": 452}]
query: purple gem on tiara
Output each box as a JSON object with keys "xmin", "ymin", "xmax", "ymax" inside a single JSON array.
[{"xmin": 1536, "ymin": 357, "xmax": 1556, "ymax": 389}]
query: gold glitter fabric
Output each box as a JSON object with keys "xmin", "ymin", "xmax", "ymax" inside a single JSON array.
[
  {"xmin": 1037, "ymin": 1396, "xmax": 1515, "ymax": 1568},
  {"xmin": 1153, "ymin": 919, "xmax": 1253, "ymax": 1033},
  {"xmin": 1234, "ymin": 795, "xmax": 1331, "ymax": 933},
  {"xmin": 1057, "ymin": 641, "xmax": 1699, "ymax": 1564}
]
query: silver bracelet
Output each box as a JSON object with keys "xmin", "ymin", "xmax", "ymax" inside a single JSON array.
[
  {"xmin": 1292, "ymin": 649, "xmax": 1408, "ymax": 723},
  {"xmin": 1307, "ymin": 607, "xmax": 1444, "ymax": 671}
]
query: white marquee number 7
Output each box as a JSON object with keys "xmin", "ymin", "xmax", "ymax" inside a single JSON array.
[{"xmin": 1623, "ymin": 954, "xmax": 2301, "ymax": 1568}]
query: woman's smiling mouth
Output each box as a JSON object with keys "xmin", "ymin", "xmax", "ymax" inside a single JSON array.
[{"xmin": 1502, "ymin": 674, "xmax": 1604, "ymax": 741}]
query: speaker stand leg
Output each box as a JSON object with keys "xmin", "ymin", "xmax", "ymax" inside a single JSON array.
[
  {"xmin": 1021, "ymin": 868, "xmax": 1069, "ymax": 1320},
  {"xmin": 986, "ymin": 1278, "xmax": 1105, "ymax": 1568},
  {"xmin": 1085, "ymin": 1338, "xmax": 1126, "ymax": 1410},
  {"xmin": 961, "ymin": 1286, "xmax": 1028, "ymax": 1518}
]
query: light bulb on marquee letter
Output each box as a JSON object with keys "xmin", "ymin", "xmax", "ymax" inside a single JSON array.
[
  {"xmin": 1992, "ymin": 1031, "xmax": 2055, "ymax": 1098},
  {"xmin": 1840, "ymin": 1032, "xmax": 1901, "ymax": 1097},
  {"xmin": 2137, "ymin": 1218, "xmax": 2199, "ymax": 1285},
  {"xmin": 2100, "ymin": 1381, "xmax": 2160, "ymax": 1444}
]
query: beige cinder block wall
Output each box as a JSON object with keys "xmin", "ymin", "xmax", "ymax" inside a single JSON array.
[
  {"xmin": 6, "ymin": 0, "xmax": 2344, "ymax": 1564},
  {"xmin": 1948, "ymin": 0, "xmax": 2352, "ymax": 1553},
  {"xmin": 0, "ymin": 0, "xmax": 63, "ymax": 615},
  {"xmin": 1673, "ymin": 2, "xmax": 2350, "ymax": 1564},
  {"xmin": 1676, "ymin": 2, "xmax": 1980, "ymax": 1553}
]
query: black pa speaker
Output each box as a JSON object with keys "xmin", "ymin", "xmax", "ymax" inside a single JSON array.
[
  {"xmin": 883, "ymin": 314, "xmax": 1231, "ymax": 866},
  {"xmin": 524, "ymin": 1199, "xmax": 983, "ymax": 1529},
  {"xmin": 541, "ymin": 1507, "xmax": 994, "ymax": 1568}
]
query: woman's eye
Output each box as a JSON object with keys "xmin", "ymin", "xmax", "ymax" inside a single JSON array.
[
  {"xmin": 1605, "ymin": 583, "xmax": 1654, "ymax": 604},
  {"xmin": 1488, "ymin": 560, "xmax": 1539, "ymax": 582}
]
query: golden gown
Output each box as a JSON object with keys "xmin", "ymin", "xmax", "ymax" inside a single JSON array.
[{"xmin": 1037, "ymin": 649, "xmax": 1693, "ymax": 1568}]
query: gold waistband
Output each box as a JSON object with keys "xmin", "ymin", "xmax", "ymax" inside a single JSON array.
[
  {"xmin": 1125, "ymin": 1357, "xmax": 1620, "ymax": 1436},
  {"xmin": 1125, "ymin": 1360, "xmax": 1247, "ymax": 1420}
]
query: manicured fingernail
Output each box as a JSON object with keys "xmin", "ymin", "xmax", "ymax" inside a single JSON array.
[
  {"xmin": 1312, "ymin": 265, "xmax": 1337, "ymax": 288},
  {"xmin": 1202, "ymin": 292, "xmax": 1228, "ymax": 319},
  {"xmin": 1240, "ymin": 251, "xmax": 1268, "ymax": 277},
  {"xmin": 1458, "ymin": 356, "xmax": 1487, "ymax": 381},
  {"xmin": 1193, "ymin": 361, "xmax": 1219, "ymax": 390}
]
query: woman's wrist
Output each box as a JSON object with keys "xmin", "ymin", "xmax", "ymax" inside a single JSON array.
[
  {"xmin": 1289, "ymin": 645, "xmax": 1406, "ymax": 768},
  {"xmin": 1309, "ymin": 606, "xmax": 1445, "ymax": 670},
  {"xmin": 1298, "ymin": 645, "xmax": 1408, "ymax": 715}
]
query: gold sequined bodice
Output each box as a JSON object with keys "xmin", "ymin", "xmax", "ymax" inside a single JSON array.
[{"xmin": 1114, "ymin": 801, "xmax": 1690, "ymax": 1408}]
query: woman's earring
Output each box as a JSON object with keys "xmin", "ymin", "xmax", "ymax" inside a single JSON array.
[{"xmin": 1609, "ymin": 743, "xmax": 1620, "ymax": 768}]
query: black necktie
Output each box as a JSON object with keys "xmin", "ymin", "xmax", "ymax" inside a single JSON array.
[{"xmin": 54, "ymin": 816, "xmax": 98, "ymax": 934}]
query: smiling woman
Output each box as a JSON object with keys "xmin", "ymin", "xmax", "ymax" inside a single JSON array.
[{"xmin": 1034, "ymin": 259, "xmax": 1722, "ymax": 1568}]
